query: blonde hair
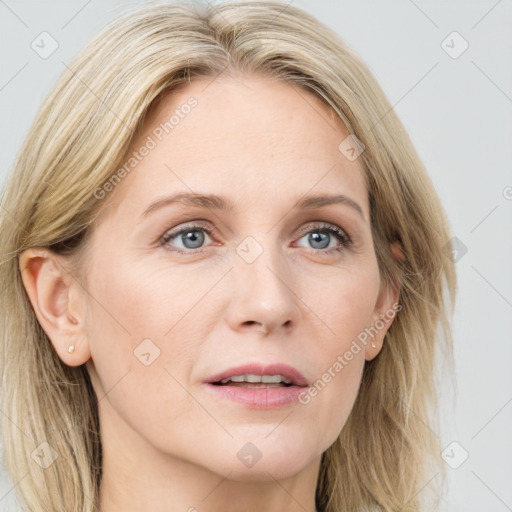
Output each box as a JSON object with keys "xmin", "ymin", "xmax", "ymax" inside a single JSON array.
[{"xmin": 0, "ymin": 1, "xmax": 457, "ymax": 511}]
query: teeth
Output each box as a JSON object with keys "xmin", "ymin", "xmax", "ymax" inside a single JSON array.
[{"xmin": 220, "ymin": 374, "xmax": 292, "ymax": 384}]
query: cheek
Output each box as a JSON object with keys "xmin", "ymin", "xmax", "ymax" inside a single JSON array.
[
  {"xmin": 83, "ymin": 282, "xmax": 210, "ymax": 460},
  {"xmin": 82, "ymin": 252, "xmax": 218, "ymax": 442},
  {"xmin": 93, "ymin": 254, "xmax": 221, "ymax": 336},
  {"xmin": 297, "ymin": 264, "xmax": 379, "ymax": 447},
  {"xmin": 308, "ymin": 261, "xmax": 380, "ymax": 356},
  {"xmin": 84, "ymin": 247, "xmax": 215, "ymax": 356}
]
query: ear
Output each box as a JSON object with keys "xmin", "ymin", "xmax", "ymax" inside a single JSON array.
[
  {"xmin": 18, "ymin": 247, "xmax": 91, "ymax": 367},
  {"xmin": 365, "ymin": 242, "xmax": 403, "ymax": 361}
]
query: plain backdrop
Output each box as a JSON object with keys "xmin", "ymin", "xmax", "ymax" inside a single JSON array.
[{"xmin": 1, "ymin": 1, "xmax": 511, "ymax": 511}]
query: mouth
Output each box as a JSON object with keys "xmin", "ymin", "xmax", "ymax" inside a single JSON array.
[
  {"xmin": 210, "ymin": 374, "xmax": 295, "ymax": 389},
  {"xmin": 204, "ymin": 362, "xmax": 308, "ymax": 387},
  {"xmin": 203, "ymin": 363, "xmax": 309, "ymax": 409}
]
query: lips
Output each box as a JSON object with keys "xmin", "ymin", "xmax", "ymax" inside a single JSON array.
[
  {"xmin": 204, "ymin": 362, "xmax": 309, "ymax": 387},
  {"xmin": 203, "ymin": 362, "xmax": 310, "ymax": 409}
]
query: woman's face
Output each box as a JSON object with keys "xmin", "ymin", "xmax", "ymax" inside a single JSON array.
[{"xmin": 75, "ymin": 74, "xmax": 397, "ymax": 480}]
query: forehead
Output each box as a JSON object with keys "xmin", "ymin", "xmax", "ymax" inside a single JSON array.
[
  {"xmin": 144, "ymin": 74, "xmax": 349, "ymax": 151},
  {"xmin": 98, "ymin": 74, "xmax": 368, "ymax": 220}
]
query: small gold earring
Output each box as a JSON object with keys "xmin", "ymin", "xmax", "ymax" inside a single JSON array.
[{"xmin": 68, "ymin": 344, "xmax": 75, "ymax": 353}]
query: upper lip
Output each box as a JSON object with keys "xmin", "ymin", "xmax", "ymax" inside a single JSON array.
[{"xmin": 204, "ymin": 363, "xmax": 309, "ymax": 387}]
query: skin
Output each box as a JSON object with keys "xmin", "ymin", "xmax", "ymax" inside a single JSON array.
[{"xmin": 19, "ymin": 73, "xmax": 399, "ymax": 512}]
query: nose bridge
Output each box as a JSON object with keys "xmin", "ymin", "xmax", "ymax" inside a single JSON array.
[
  {"xmin": 228, "ymin": 233, "xmax": 300, "ymax": 332},
  {"xmin": 236, "ymin": 233, "xmax": 290, "ymax": 289}
]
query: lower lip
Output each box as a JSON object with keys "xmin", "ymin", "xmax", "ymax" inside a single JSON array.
[{"xmin": 203, "ymin": 383, "xmax": 307, "ymax": 409}]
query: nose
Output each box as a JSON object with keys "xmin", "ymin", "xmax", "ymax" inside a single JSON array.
[{"xmin": 225, "ymin": 242, "xmax": 301, "ymax": 335}]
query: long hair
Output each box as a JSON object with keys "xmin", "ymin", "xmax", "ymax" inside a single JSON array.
[{"xmin": 0, "ymin": 2, "xmax": 457, "ymax": 511}]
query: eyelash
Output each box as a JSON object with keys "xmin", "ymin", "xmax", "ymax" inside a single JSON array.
[{"xmin": 159, "ymin": 222, "xmax": 353, "ymax": 255}]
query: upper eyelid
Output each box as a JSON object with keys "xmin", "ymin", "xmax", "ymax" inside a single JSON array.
[
  {"xmin": 161, "ymin": 222, "xmax": 213, "ymax": 241},
  {"xmin": 295, "ymin": 221, "xmax": 348, "ymax": 236}
]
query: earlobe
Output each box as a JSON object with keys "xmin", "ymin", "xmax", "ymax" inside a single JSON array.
[
  {"xmin": 18, "ymin": 247, "xmax": 91, "ymax": 367},
  {"xmin": 365, "ymin": 289, "xmax": 399, "ymax": 361}
]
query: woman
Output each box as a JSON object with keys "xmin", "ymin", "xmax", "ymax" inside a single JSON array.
[{"xmin": 0, "ymin": 1, "xmax": 457, "ymax": 511}]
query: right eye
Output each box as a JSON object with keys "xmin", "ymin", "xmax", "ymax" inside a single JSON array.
[{"xmin": 160, "ymin": 224, "xmax": 215, "ymax": 253}]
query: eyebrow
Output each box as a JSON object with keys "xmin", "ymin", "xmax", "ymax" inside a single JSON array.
[
  {"xmin": 141, "ymin": 192, "xmax": 365, "ymax": 221},
  {"xmin": 141, "ymin": 193, "xmax": 235, "ymax": 217},
  {"xmin": 295, "ymin": 194, "xmax": 365, "ymax": 221}
]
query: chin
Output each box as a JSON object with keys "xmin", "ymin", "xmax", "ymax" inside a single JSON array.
[
  {"xmin": 197, "ymin": 438, "xmax": 319, "ymax": 482},
  {"xmin": 216, "ymin": 457, "xmax": 311, "ymax": 483}
]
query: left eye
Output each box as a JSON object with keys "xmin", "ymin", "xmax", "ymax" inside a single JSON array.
[{"xmin": 295, "ymin": 224, "xmax": 351, "ymax": 251}]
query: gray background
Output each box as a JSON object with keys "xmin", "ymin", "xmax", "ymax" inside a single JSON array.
[{"xmin": 1, "ymin": 1, "xmax": 511, "ymax": 510}]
